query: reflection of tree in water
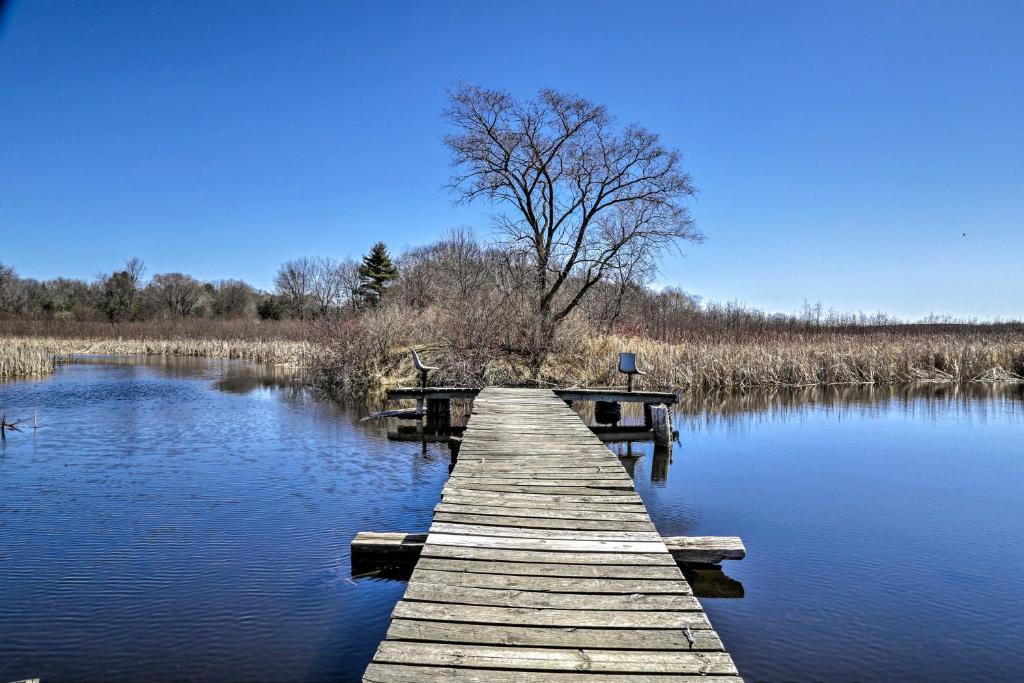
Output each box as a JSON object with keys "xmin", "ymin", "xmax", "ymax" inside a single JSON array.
[{"xmin": 215, "ymin": 362, "xmax": 304, "ymax": 395}]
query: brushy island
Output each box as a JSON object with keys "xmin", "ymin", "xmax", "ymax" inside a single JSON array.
[{"xmin": 305, "ymin": 314, "xmax": 1024, "ymax": 400}]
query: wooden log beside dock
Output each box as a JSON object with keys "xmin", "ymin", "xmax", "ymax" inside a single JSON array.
[{"xmin": 361, "ymin": 387, "xmax": 741, "ymax": 682}]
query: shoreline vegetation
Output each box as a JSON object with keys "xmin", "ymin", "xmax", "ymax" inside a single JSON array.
[
  {"xmin": 0, "ymin": 323, "xmax": 310, "ymax": 380},
  {"xmin": 3, "ymin": 320, "xmax": 1021, "ymax": 396}
]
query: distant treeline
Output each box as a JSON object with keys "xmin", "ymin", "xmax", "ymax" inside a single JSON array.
[
  {"xmin": 0, "ymin": 241, "xmax": 398, "ymax": 324},
  {"xmin": 1, "ymin": 235, "xmax": 1019, "ymax": 341}
]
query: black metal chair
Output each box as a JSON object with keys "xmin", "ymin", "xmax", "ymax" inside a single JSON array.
[
  {"xmin": 411, "ymin": 349, "xmax": 438, "ymax": 389},
  {"xmin": 618, "ymin": 352, "xmax": 646, "ymax": 392}
]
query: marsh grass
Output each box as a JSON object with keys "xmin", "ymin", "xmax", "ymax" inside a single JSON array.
[
  {"xmin": 567, "ymin": 333, "xmax": 1024, "ymax": 391},
  {"xmin": 0, "ymin": 335, "xmax": 310, "ymax": 379},
  {"xmin": 4, "ymin": 316, "xmax": 1022, "ymax": 393},
  {"xmin": 0, "ymin": 340, "xmax": 55, "ymax": 378}
]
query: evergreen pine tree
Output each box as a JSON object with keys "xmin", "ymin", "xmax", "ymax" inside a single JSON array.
[{"xmin": 356, "ymin": 241, "xmax": 398, "ymax": 307}]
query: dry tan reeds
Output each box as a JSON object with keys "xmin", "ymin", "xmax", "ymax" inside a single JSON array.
[
  {"xmin": 0, "ymin": 336, "xmax": 309, "ymax": 378},
  {"xmin": 567, "ymin": 333, "xmax": 1024, "ymax": 391},
  {"xmin": 0, "ymin": 340, "xmax": 55, "ymax": 378}
]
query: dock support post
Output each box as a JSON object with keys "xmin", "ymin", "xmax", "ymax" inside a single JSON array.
[
  {"xmin": 651, "ymin": 403, "xmax": 672, "ymax": 448},
  {"xmin": 426, "ymin": 398, "xmax": 450, "ymax": 427}
]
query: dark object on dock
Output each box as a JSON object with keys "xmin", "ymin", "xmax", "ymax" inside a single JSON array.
[
  {"xmin": 619, "ymin": 351, "xmax": 647, "ymax": 392},
  {"xmin": 352, "ymin": 531, "xmax": 745, "ymax": 568}
]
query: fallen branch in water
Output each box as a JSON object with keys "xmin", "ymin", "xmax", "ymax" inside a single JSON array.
[
  {"xmin": 361, "ymin": 408, "xmax": 421, "ymax": 421},
  {"xmin": 0, "ymin": 414, "xmax": 29, "ymax": 440}
]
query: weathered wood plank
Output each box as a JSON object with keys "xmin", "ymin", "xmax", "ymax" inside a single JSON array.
[
  {"xmin": 403, "ymin": 582, "xmax": 702, "ymax": 610},
  {"xmin": 434, "ymin": 503, "xmax": 652, "ymax": 522},
  {"xmin": 452, "ymin": 464, "xmax": 628, "ymax": 474},
  {"xmin": 385, "ymin": 619, "xmax": 722, "ymax": 650},
  {"xmin": 390, "ymin": 601, "xmax": 713, "ymax": 629},
  {"xmin": 447, "ymin": 478, "xmax": 635, "ymax": 491},
  {"xmin": 429, "ymin": 522, "xmax": 663, "ymax": 542},
  {"xmin": 439, "ymin": 489, "xmax": 645, "ymax": 505},
  {"xmin": 372, "ymin": 642, "xmax": 737, "ymax": 674},
  {"xmin": 365, "ymin": 664, "xmax": 740, "ymax": 682},
  {"xmin": 408, "ymin": 569, "xmax": 693, "ymax": 595},
  {"xmin": 440, "ymin": 494, "xmax": 647, "ymax": 513},
  {"xmin": 353, "ymin": 532, "xmax": 746, "ymax": 567},
  {"xmin": 351, "ymin": 531, "xmax": 427, "ymax": 552},
  {"xmin": 449, "ymin": 472, "xmax": 632, "ymax": 482},
  {"xmin": 414, "ymin": 557, "xmax": 684, "ymax": 579},
  {"xmin": 432, "ymin": 511, "xmax": 657, "ymax": 531},
  {"xmin": 443, "ymin": 483, "xmax": 637, "ymax": 496},
  {"xmin": 664, "ymin": 536, "xmax": 747, "ymax": 564},
  {"xmin": 427, "ymin": 533, "xmax": 667, "ymax": 554}
]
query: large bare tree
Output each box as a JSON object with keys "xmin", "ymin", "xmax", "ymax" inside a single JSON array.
[
  {"xmin": 274, "ymin": 257, "xmax": 315, "ymax": 319},
  {"xmin": 309, "ymin": 257, "xmax": 344, "ymax": 317},
  {"xmin": 445, "ymin": 85, "xmax": 702, "ymax": 370},
  {"xmin": 150, "ymin": 272, "xmax": 205, "ymax": 318}
]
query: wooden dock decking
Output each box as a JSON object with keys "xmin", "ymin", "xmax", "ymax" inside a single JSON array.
[{"xmin": 363, "ymin": 388, "xmax": 741, "ymax": 681}]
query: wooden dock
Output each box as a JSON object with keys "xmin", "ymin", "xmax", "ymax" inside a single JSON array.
[{"xmin": 363, "ymin": 388, "xmax": 740, "ymax": 681}]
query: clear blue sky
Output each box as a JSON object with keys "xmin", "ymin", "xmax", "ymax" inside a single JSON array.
[{"xmin": 1, "ymin": 1, "xmax": 1021, "ymax": 319}]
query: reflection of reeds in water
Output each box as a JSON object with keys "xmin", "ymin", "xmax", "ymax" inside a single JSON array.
[
  {"xmin": 0, "ymin": 340, "xmax": 55, "ymax": 378},
  {"xmin": 0, "ymin": 336, "xmax": 310, "ymax": 378},
  {"xmin": 214, "ymin": 362, "xmax": 305, "ymax": 395}
]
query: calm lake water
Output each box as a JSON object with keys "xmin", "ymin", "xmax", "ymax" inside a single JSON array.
[{"xmin": 1, "ymin": 357, "xmax": 1022, "ymax": 682}]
